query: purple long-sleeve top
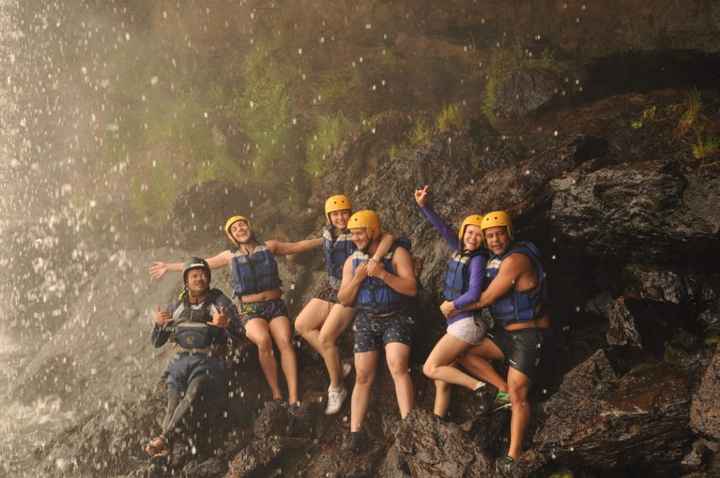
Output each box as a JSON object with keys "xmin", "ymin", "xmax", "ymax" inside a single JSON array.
[{"xmin": 420, "ymin": 205, "xmax": 486, "ymax": 320}]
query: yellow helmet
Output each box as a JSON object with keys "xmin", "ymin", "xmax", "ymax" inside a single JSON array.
[
  {"xmin": 348, "ymin": 210, "xmax": 381, "ymax": 240},
  {"xmin": 480, "ymin": 210, "xmax": 513, "ymax": 239},
  {"xmin": 458, "ymin": 214, "xmax": 484, "ymax": 243},
  {"xmin": 324, "ymin": 194, "xmax": 352, "ymax": 222},
  {"xmin": 224, "ymin": 215, "xmax": 250, "ymax": 245}
]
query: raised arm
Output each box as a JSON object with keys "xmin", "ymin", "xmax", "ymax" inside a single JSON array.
[
  {"xmin": 337, "ymin": 255, "xmax": 367, "ymax": 307},
  {"xmin": 149, "ymin": 250, "xmax": 231, "ymax": 279},
  {"xmin": 266, "ymin": 238, "xmax": 322, "ymax": 256},
  {"xmin": 415, "ymin": 185, "xmax": 460, "ymax": 250}
]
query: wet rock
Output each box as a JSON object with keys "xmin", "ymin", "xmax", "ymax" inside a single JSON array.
[
  {"xmin": 548, "ymin": 159, "xmax": 719, "ymax": 262},
  {"xmin": 534, "ymin": 349, "xmax": 692, "ymax": 468},
  {"xmin": 226, "ymin": 435, "xmax": 305, "ymax": 478},
  {"xmin": 606, "ymin": 298, "xmax": 642, "ymax": 348},
  {"xmin": 377, "ymin": 443, "xmax": 411, "ymax": 478},
  {"xmin": 606, "ymin": 296, "xmax": 691, "ymax": 357},
  {"xmin": 622, "ymin": 265, "xmax": 688, "ymax": 304},
  {"xmin": 253, "ymin": 400, "xmax": 291, "ymax": 438},
  {"xmin": 491, "ymin": 67, "xmax": 564, "ymax": 120},
  {"xmin": 394, "ymin": 409, "xmax": 493, "ymax": 478},
  {"xmin": 691, "ymin": 347, "xmax": 720, "ymax": 439}
]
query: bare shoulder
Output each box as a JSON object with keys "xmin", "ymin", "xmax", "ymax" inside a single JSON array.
[
  {"xmin": 501, "ymin": 252, "xmax": 532, "ymax": 271},
  {"xmin": 392, "ymin": 246, "xmax": 413, "ymax": 263}
]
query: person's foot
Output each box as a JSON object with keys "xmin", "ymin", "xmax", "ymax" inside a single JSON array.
[
  {"xmin": 144, "ymin": 435, "xmax": 169, "ymax": 458},
  {"xmin": 473, "ymin": 381, "xmax": 487, "ymax": 398},
  {"xmin": 493, "ymin": 390, "xmax": 511, "ymax": 411},
  {"xmin": 287, "ymin": 401, "xmax": 305, "ymax": 417},
  {"xmin": 342, "ymin": 361, "xmax": 353, "ymax": 379},
  {"xmin": 495, "ymin": 455, "xmax": 515, "ymax": 477},
  {"xmin": 325, "ymin": 386, "xmax": 348, "ymax": 415},
  {"xmin": 349, "ymin": 430, "xmax": 367, "ymax": 455}
]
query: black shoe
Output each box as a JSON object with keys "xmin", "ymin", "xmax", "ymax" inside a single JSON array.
[
  {"xmin": 495, "ymin": 455, "xmax": 515, "ymax": 477},
  {"xmin": 349, "ymin": 430, "xmax": 367, "ymax": 455}
]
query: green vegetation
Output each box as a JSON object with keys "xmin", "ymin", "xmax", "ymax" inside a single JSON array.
[
  {"xmin": 436, "ymin": 103, "xmax": 465, "ymax": 132},
  {"xmin": 409, "ymin": 118, "xmax": 433, "ymax": 147},
  {"xmin": 630, "ymin": 105, "xmax": 657, "ymax": 129},
  {"xmin": 482, "ymin": 44, "xmax": 565, "ymax": 124},
  {"xmin": 305, "ymin": 114, "xmax": 354, "ymax": 176},
  {"xmin": 675, "ymin": 89, "xmax": 720, "ymax": 160}
]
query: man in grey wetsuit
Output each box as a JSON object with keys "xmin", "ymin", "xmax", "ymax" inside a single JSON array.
[{"xmin": 144, "ymin": 257, "xmax": 240, "ymax": 458}]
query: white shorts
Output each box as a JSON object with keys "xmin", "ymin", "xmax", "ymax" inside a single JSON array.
[{"xmin": 446, "ymin": 315, "xmax": 489, "ymax": 345}]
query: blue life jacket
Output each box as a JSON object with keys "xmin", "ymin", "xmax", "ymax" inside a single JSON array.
[
  {"xmin": 485, "ymin": 241, "xmax": 546, "ymax": 325},
  {"xmin": 229, "ymin": 244, "xmax": 282, "ymax": 296},
  {"xmin": 322, "ymin": 226, "xmax": 356, "ymax": 289},
  {"xmin": 351, "ymin": 242, "xmax": 411, "ymax": 314},
  {"xmin": 172, "ymin": 289, "xmax": 225, "ymax": 349},
  {"xmin": 443, "ymin": 249, "xmax": 487, "ymax": 302}
]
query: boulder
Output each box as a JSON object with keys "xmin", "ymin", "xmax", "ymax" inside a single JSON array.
[
  {"xmin": 691, "ymin": 347, "xmax": 720, "ymax": 440},
  {"xmin": 534, "ymin": 349, "xmax": 692, "ymax": 469}
]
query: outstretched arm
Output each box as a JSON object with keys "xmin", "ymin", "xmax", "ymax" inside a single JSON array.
[
  {"xmin": 149, "ymin": 251, "xmax": 231, "ymax": 279},
  {"xmin": 266, "ymin": 238, "xmax": 322, "ymax": 256}
]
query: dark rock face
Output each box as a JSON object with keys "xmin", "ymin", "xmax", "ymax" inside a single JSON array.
[
  {"xmin": 534, "ymin": 349, "xmax": 692, "ymax": 469},
  {"xmin": 548, "ymin": 159, "xmax": 716, "ymax": 261},
  {"xmin": 394, "ymin": 409, "xmax": 493, "ymax": 478},
  {"xmin": 491, "ymin": 67, "xmax": 564, "ymax": 120},
  {"xmin": 691, "ymin": 348, "xmax": 720, "ymax": 440}
]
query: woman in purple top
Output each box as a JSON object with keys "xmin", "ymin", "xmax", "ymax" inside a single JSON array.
[{"xmin": 415, "ymin": 185, "xmax": 491, "ymax": 419}]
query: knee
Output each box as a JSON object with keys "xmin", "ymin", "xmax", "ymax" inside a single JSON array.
[
  {"xmin": 508, "ymin": 385, "xmax": 529, "ymax": 407},
  {"xmin": 318, "ymin": 330, "xmax": 336, "ymax": 350},
  {"xmin": 253, "ymin": 335, "xmax": 274, "ymax": 353},
  {"xmin": 355, "ymin": 369, "xmax": 375, "ymax": 387},
  {"xmin": 388, "ymin": 360, "xmax": 409, "ymax": 379},
  {"xmin": 294, "ymin": 316, "xmax": 311, "ymax": 336},
  {"xmin": 422, "ymin": 360, "xmax": 437, "ymax": 379},
  {"xmin": 275, "ymin": 336, "xmax": 294, "ymax": 354}
]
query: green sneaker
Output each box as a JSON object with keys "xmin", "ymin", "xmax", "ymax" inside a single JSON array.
[{"xmin": 493, "ymin": 391, "xmax": 511, "ymax": 412}]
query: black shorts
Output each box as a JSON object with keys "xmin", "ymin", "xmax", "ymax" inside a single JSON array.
[
  {"xmin": 487, "ymin": 326, "xmax": 548, "ymax": 383},
  {"xmin": 314, "ymin": 279, "xmax": 340, "ymax": 304},
  {"xmin": 238, "ymin": 299, "xmax": 289, "ymax": 326},
  {"xmin": 353, "ymin": 311, "xmax": 414, "ymax": 353}
]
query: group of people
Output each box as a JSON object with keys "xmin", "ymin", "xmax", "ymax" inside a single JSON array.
[{"xmin": 145, "ymin": 189, "xmax": 550, "ymax": 476}]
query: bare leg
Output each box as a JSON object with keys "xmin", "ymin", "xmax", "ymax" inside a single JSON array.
[
  {"xmin": 318, "ymin": 304, "xmax": 355, "ymax": 388},
  {"xmin": 351, "ymin": 351, "xmax": 379, "ymax": 432},
  {"xmin": 295, "ymin": 298, "xmax": 332, "ymax": 354},
  {"xmin": 459, "ymin": 339, "xmax": 508, "ymax": 392},
  {"xmin": 433, "ymin": 380, "xmax": 452, "ymax": 417},
  {"xmin": 385, "ymin": 342, "xmax": 414, "ymax": 419},
  {"xmin": 423, "ymin": 334, "xmax": 481, "ymax": 390},
  {"xmin": 268, "ymin": 316, "xmax": 300, "ymax": 404},
  {"xmin": 507, "ymin": 367, "xmax": 531, "ymax": 459},
  {"xmin": 245, "ymin": 318, "xmax": 282, "ymax": 400}
]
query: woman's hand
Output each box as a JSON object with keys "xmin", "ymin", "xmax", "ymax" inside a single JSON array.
[
  {"xmin": 149, "ymin": 261, "xmax": 169, "ymax": 280},
  {"xmin": 439, "ymin": 300, "xmax": 456, "ymax": 318},
  {"xmin": 415, "ymin": 185, "xmax": 429, "ymax": 208}
]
